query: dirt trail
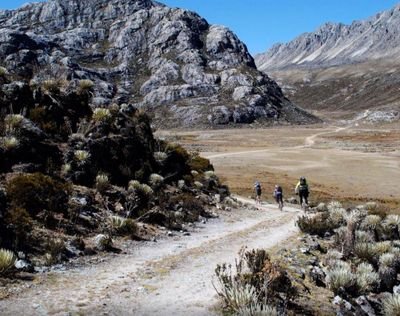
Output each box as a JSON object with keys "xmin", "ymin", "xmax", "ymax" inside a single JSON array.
[{"xmin": 0, "ymin": 198, "xmax": 301, "ymax": 316}]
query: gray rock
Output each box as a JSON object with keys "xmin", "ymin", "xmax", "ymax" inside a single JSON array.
[
  {"xmin": 356, "ymin": 296, "xmax": 376, "ymax": 316},
  {"xmin": 94, "ymin": 234, "xmax": 112, "ymax": 251},
  {"xmin": 0, "ymin": 0, "xmax": 318, "ymax": 128},
  {"xmin": 256, "ymin": 4, "xmax": 400, "ymax": 71},
  {"xmin": 15, "ymin": 259, "xmax": 34, "ymax": 273}
]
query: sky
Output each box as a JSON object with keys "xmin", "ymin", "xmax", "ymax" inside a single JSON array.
[{"xmin": 2, "ymin": 0, "xmax": 400, "ymax": 54}]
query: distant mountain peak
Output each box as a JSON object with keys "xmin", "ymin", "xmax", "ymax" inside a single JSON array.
[{"xmin": 256, "ymin": 3, "xmax": 400, "ymax": 72}]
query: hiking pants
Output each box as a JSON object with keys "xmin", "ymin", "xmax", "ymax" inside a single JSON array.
[{"xmin": 299, "ymin": 190, "xmax": 308, "ymax": 205}]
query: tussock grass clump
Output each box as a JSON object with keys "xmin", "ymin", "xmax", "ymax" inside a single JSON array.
[
  {"xmin": 74, "ymin": 150, "xmax": 90, "ymax": 163},
  {"xmin": 149, "ymin": 173, "xmax": 164, "ymax": 188},
  {"xmin": 382, "ymin": 294, "xmax": 400, "ymax": 316},
  {"xmin": 0, "ymin": 136, "xmax": 20, "ymax": 151},
  {"xmin": 379, "ymin": 253, "xmax": 397, "ymax": 268},
  {"xmin": 4, "ymin": 114, "xmax": 24, "ymax": 131},
  {"xmin": 329, "ymin": 207, "xmax": 347, "ymax": 227},
  {"xmin": 374, "ymin": 241, "xmax": 392, "ymax": 256},
  {"xmin": 128, "ymin": 180, "xmax": 153, "ymax": 196},
  {"xmin": 92, "ymin": 108, "xmax": 112, "ymax": 123},
  {"xmin": 0, "ymin": 66, "xmax": 8, "ymax": 76},
  {"xmin": 354, "ymin": 242, "xmax": 377, "ymax": 263},
  {"xmin": 204, "ymin": 170, "xmax": 217, "ymax": 180},
  {"xmin": 153, "ymin": 151, "xmax": 168, "ymax": 165},
  {"xmin": 0, "ymin": 249, "xmax": 17, "ymax": 275},
  {"xmin": 328, "ymin": 201, "xmax": 343, "ymax": 211},
  {"xmin": 356, "ymin": 230, "xmax": 375, "ymax": 243},
  {"xmin": 325, "ymin": 262, "xmax": 355, "ymax": 294},
  {"xmin": 237, "ymin": 302, "xmax": 278, "ymax": 316},
  {"xmin": 110, "ymin": 216, "xmax": 138, "ymax": 237},
  {"xmin": 194, "ymin": 181, "xmax": 203, "ymax": 189},
  {"xmin": 297, "ymin": 212, "xmax": 336, "ymax": 236},
  {"xmin": 78, "ymin": 79, "xmax": 94, "ymax": 92},
  {"xmin": 95, "ymin": 173, "xmax": 110, "ymax": 192},
  {"xmin": 42, "ymin": 79, "xmax": 63, "ymax": 93},
  {"xmin": 365, "ymin": 202, "xmax": 378, "ymax": 212},
  {"xmin": 322, "ymin": 249, "xmax": 343, "ymax": 266},
  {"xmin": 355, "ymin": 262, "xmax": 379, "ymax": 294},
  {"xmin": 360, "ymin": 215, "xmax": 382, "ymax": 231}
]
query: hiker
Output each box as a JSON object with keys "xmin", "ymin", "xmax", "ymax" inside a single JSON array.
[
  {"xmin": 273, "ymin": 184, "xmax": 283, "ymax": 211},
  {"xmin": 295, "ymin": 176, "xmax": 309, "ymax": 207},
  {"xmin": 254, "ymin": 181, "xmax": 262, "ymax": 205}
]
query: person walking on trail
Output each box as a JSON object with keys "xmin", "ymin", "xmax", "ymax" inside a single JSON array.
[
  {"xmin": 254, "ymin": 181, "xmax": 262, "ymax": 205},
  {"xmin": 295, "ymin": 176, "xmax": 309, "ymax": 207},
  {"xmin": 273, "ymin": 184, "xmax": 284, "ymax": 211}
]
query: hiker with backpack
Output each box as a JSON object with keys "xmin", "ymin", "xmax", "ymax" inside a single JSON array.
[
  {"xmin": 295, "ymin": 176, "xmax": 309, "ymax": 208},
  {"xmin": 254, "ymin": 181, "xmax": 262, "ymax": 205},
  {"xmin": 273, "ymin": 184, "xmax": 284, "ymax": 211}
]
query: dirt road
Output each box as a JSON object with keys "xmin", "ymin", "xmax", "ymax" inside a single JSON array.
[{"xmin": 0, "ymin": 199, "xmax": 301, "ymax": 316}]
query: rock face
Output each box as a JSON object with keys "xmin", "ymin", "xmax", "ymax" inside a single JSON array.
[
  {"xmin": 0, "ymin": 0, "xmax": 318, "ymax": 127},
  {"xmin": 255, "ymin": 4, "xmax": 400, "ymax": 71},
  {"xmin": 255, "ymin": 3, "xmax": 400, "ymax": 120}
]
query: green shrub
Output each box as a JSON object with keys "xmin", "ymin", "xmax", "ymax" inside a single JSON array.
[
  {"xmin": 4, "ymin": 114, "xmax": 24, "ymax": 132},
  {"xmin": 110, "ymin": 216, "xmax": 138, "ymax": 237},
  {"xmin": 354, "ymin": 242, "xmax": 377, "ymax": 262},
  {"xmin": 355, "ymin": 262, "xmax": 379, "ymax": 294},
  {"xmin": 0, "ymin": 66, "xmax": 8, "ymax": 77},
  {"xmin": 44, "ymin": 238, "xmax": 65, "ymax": 265},
  {"xmin": 6, "ymin": 173, "xmax": 70, "ymax": 216},
  {"xmin": 296, "ymin": 212, "xmax": 336, "ymax": 236},
  {"xmin": 0, "ymin": 136, "xmax": 20, "ymax": 151},
  {"xmin": 0, "ymin": 249, "xmax": 16, "ymax": 275},
  {"xmin": 78, "ymin": 79, "xmax": 94, "ymax": 93},
  {"xmin": 189, "ymin": 154, "xmax": 213, "ymax": 173},
  {"xmin": 95, "ymin": 173, "xmax": 110, "ymax": 192},
  {"xmin": 148, "ymin": 173, "xmax": 164, "ymax": 189},
  {"xmin": 382, "ymin": 294, "xmax": 400, "ymax": 316},
  {"xmin": 128, "ymin": 180, "xmax": 153, "ymax": 197},
  {"xmin": 326, "ymin": 262, "xmax": 355, "ymax": 294},
  {"xmin": 4, "ymin": 207, "xmax": 32, "ymax": 249},
  {"xmin": 74, "ymin": 150, "xmax": 90, "ymax": 164},
  {"xmin": 92, "ymin": 108, "xmax": 112, "ymax": 123},
  {"xmin": 360, "ymin": 215, "xmax": 382, "ymax": 231}
]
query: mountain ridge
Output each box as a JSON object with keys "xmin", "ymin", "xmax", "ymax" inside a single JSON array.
[
  {"xmin": 0, "ymin": 0, "xmax": 318, "ymax": 127},
  {"xmin": 256, "ymin": 3, "xmax": 400, "ymax": 71}
]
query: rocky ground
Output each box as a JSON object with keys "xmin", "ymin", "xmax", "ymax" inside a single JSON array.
[{"xmin": 0, "ymin": 197, "xmax": 301, "ymax": 315}]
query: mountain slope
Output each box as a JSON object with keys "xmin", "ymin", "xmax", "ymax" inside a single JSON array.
[
  {"xmin": 255, "ymin": 4, "xmax": 400, "ymax": 120},
  {"xmin": 0, "ymin": 0, "xmax": 318, "ymax": 127},
  {"xmin": 256, "ymin": 4, "xmax": 400, "ymax": 71}
]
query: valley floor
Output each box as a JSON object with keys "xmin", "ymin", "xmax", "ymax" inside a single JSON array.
[{"xmin": 159, "ymin": 123, "xmax": 400, "ymax": 209}]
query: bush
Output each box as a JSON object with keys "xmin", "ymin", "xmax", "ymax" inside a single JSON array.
[
  {"xmin": 325, "ymin": 263, "xmax": 355, "ymax": 294},
  {"xmin": 4, "ymin": 207, "xmax": 32, "ymax": 249},
  {"xmin": 296, "ymin": 212, "xmax": 336, "ymax": 236},
  {"xmin": 110, "ymin": 216, "xmax": 138, "ymax": 237},
  {"xmin": 153, "ymin": 151, "xmax": 168, "ymax": 165},
  {"xmin": 354, "ymin": 242, "xmax": 377, "ymax": 262},
  {"xmin": 149, "ymin": 173, "xmax": 164, "ymax": 189},
  {"xmin": 328, "ymin": 207, "xmax": 347, "ymax": 227},
  {"xmin": 95, "ymin": 173, "xmax": 110, "ymax": 192},
  {"xmin": 382, "ymin": 294, "xmax": 400, "ymax": 316},
  {"xmin": 0, "ymin": 66, "xmax": 8, "ymax": 77},
  {"xmin": 6, "ymin": 173, "xmax": 70, "ymax": 216},
  {"xmin": 356, "ymin": 230, "xmax": 374, "ymax": 243},
  {"xmin": 379, "ymin": 253, "xmax": 397, "ymax": 268},
  {"xmin": 92, "ymin": 108, "xmax": 112, "ymax": 123},
  {"xmin": 78, "ymin": 79, "xmax": 94, "ymax": 93},
  {"xmin": 189, "ymin": 154, "xmax": 213, "ymax": 173},
  {"xmin": 214, "ymin": 248, "xmax": 296, "ymax": 314},
  {"xmin": 128, "ymin": 180, "xmax": 153, "ymax": 197},
  {"xmin": 0, "ymin": 249, "xmax": 16, "ymax": 275},
  {"xmin": 74, "ymin": 150, "xmax": 90, "ymax": 164},
  {"xmin": 355, "ymin": 262, "xmax": 379, "ymax": 294},
  {"xmin": 360, "ymin": 215, "xmax": 382, "ymax": 231},
  {"xmin": 0, "ymin": 136, "xmax": 19, "ymax": 151},
  {"xmin": 4, "ymin": 114, "xmax": 24, "ymax": 132}
]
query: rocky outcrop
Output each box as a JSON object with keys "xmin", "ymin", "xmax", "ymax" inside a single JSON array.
[
  {"xmin": 0, "ymin": 0, "xmax": 317, "ymax": 127},
  {"xmin": 255, "ymin": 4, "xmax": 400, "ymax": 71}
]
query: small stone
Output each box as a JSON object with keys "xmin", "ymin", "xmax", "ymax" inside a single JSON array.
[
  {"xmin": 183, "ymin": 232, "xmax": 191, "ymax": 236},
  {"xmin": 32, "ymin": 304, "xmax": 40, "ymax": 309},
  {"xmin": 167, "ymin": 231, "xmax": 174, "ymax": 237}
]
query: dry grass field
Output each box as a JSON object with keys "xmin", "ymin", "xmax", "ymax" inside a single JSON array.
[{"xmin": 157, "ymin": 123, "xmax": 400, "ymax": 211}]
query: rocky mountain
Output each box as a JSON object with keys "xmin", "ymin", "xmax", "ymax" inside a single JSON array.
[
  {"xmin": 255, "ymin": 4, "xmax": 400, "ymax": 121},
  {"xmin": 0, "ymin": 0, "xmax": 317, "ymax": 127},
  {"xmin": 256, "ymin": 4, "xmax": 400, "ymax": 71}
]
